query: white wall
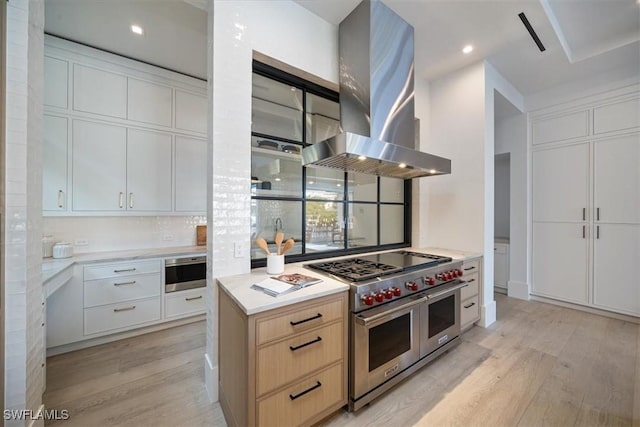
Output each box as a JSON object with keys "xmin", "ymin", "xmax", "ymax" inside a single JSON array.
[
  {"xmin": 494, "ymin": 153, "xmax": 510, "ymax": 239},
  {"xmin": 495, "ymin": 112, "xmax": 528, "ymax": 299},
  {"xmin": 42, "ymin": 216, "xmax": 206, "ymax": 254},
  {"xmin": 4, "ymin": 0, "xmax": 45, "ymax": 424},
  {"xmin": 207, "ymin": 0, "xmax": 337, "ymax": 400}
]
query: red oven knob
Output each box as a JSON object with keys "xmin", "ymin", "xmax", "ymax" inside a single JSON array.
[
  {"xmin": 384, "ymin": 289, "xmax": 393, "ymax": 299},
  {"xmin": 374, "ymin": 293, "xmax": 384, "ymax": 303},
  {"xmin": 392, "ymin": 287, "xmax": 402, "ymax": 296},
  {"xmin": 457, "ymin": 269, "xmax": 464, "ymax": 276},
  {"xmin": 425, "ymin": 277, "xmax": 436, "ymax": 286},
  {"xmin": 405, "ymin": 281, "xmax": 419, "ymax": 291},
  {"xmin": 362, "ymin": 295, "xmax": 374, "ymax": 306},
  {"xmin": 445, "ymin": 272, "xmax": 452, "ymax": 280},
  {"xmin": 451, "ymin": 270, "xmax": 459, "ymax": 278}
]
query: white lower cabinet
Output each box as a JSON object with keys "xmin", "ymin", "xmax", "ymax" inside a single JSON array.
[
  {"xmin": 165, "ymin": 288, "xmax": 206, "ymax": 319},
  {"xmin": 460, "ymin": 257, "xmax": 481, "ymax": 330},
  {"xmin": 84, "ymin": 297, "xmax": 162, "ymax": 336},
  {"xmin": 493, "ymin": 243, "xmax": 509, "ymax": 290},
  {"xmin": 593, "ymin": 224, "xmax": 640, "ymax": 316},
  {"xmin": 532, "ymin": 222, "xmax": 589, "ymax": 305}
]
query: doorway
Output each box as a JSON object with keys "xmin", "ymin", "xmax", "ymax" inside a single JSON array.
[{"xmin": 494, "ymin": 153, "xmax": 510, "ymax": 294}]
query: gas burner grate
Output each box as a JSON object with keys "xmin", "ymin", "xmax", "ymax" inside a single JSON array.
[
  {"xmin": 395, "ymin": 251, "xmax": 452, "ymax": 264},
  {"xmin": 307, "ymin": 258, "xmax": 401, "ymax": 282}
]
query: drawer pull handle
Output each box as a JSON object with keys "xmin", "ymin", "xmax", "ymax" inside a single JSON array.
[
  {"xmin": 58, "ymin": 190, "xmax": 64, "ymax": 208},
  {"xmin": 119, "ymin": 192, "xmax": 124, "ymax": 209},
  {"xmin": 114, "ymin": 280, "xmax": 136, "ymax": 286},
  {"xmin": 186, "ymin": 296, "xmax": 203, "ymax": 301},
  {"xmin": 464, "ymin": 302, "xmax": 476, "ymax": 309},
  {"xmin": 289, "ymin": 381, "xmax": 322, "ymax": 401},
  {"xmin": 114, "ymin": 268, "xmax": 137, "ymax": 273},
  {"xmin": 113, "ymin": 305, "xmax": 136, "ymax": 312},
  {"xmin": 289, "ymin": 336, "xmax": 322, "ymax": 352},
  {"xmin": 463, "ymin": 267, "xmax": 475, "ymax": 271},
  {"xmin": 290, "ymin": 313, "xmax": 322, "ymax": 326},
  {"xmin": 467, "ymin": 278, "xmax": 475, "ymax": 283}
]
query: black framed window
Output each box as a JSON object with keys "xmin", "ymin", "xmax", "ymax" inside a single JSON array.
[{"xmin": 250, "ymin": 61, "xmax": 410, "ymax": 267}]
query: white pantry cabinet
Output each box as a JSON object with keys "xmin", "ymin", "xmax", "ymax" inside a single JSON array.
[
  {"xmin": 43, "ymin": 114, "xmax": 68, "ymax": 211},
  {"xmin": 43, "ymin": 35, "xmax": 207, "ymax": 216},
  {"xmin": 531, "ymin": 86, "xmax": 640, "ymax": 317}
]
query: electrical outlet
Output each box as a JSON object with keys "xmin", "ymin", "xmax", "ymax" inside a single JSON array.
[
  {"xmin": 163, "ymin": 234, "xmax": 174, "ymax": 241},
  {"xmin": 234, "ymin": 242, "xmax": 244, "ymax": 258},
  {"xmin": 74, "ymin": 239, "xmax": 89, "ymax": 246}
]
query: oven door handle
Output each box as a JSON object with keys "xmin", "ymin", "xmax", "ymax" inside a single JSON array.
[
  {"xmin": 426, "ymin": 282, "xmax": 468, "ymax": 300},
  {"xmin": 355, "ymin": 297, "xmax": 426, "ymax": 326}
]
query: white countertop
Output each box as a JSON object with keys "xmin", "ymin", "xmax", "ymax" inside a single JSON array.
[
  {"xmin": 217, "ymin": 246, "xmax": 482, "ymax": 316},
  {"xmin": 42, "ymin": 245, "xmax": 206, "ymax": 286}
]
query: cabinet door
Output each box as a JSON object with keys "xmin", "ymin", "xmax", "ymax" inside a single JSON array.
[
  {"xmin": 594, "ymin": 134, "xmax": 640, "ymax": 224},
  {"xmin": 593, "ymin": 224, "xmax": 640, "ymax": 316},
  {"xmin": 532, "ymin": 143, "xmax": 589, "ymax": 222},
  {"xmin": 493, "ymin": 245, "xmax": 508, "ymax": 288},
  {"xmin": 126, "ymin": 129, "xmax": 172, "ymax": 211},
  {"xmin": 174, "ymin": 136, "xmax": 207, "ymax": 212},
  {"xmin": 73, "ymin": 64, "xmax": 127, "ymax": 119},
  {"xmin": 44, "ymin": 56, "xmax": 68, "ymax": 109},
  {"xmin": 72, "ymin": 120, "xmax": 127, "ymax": 211},
  {"xmin": 175, "ymin": 90, "xmax": 207, "ymax": 134},
  {"xmin": 127, "ymin": 78, "xmax": 172, "ymax": 127},
  {"xmin": 532, "ymin": 222, "xmax": 589, "ymax": 304},
  {"xmin": 43, "ymin": 115, "xmax": 68, "ymax": 211}
]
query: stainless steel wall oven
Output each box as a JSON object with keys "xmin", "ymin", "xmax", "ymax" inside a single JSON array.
[{"xmin": 164, "ymin": 256, "xmax": 206, "ymax": 293}]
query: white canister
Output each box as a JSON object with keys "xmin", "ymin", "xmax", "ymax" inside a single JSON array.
[
  {"xmin": 266, "ymin": 254, "xmax": 285, "ymax": 275},
  {"xmin": 52, "ymin": 242, "xmax": 73, "ymax": 259}
]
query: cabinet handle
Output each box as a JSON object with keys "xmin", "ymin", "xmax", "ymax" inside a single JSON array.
[
  {"xmin": 467, "ymin": 278, "xmax": 475, "ymax": 283},
  {"xmin": 113, "ymin": 280, "xmax": 136, "ymax": 286},
  {"xmin": 113, "ymin": 305, "xmax": 136, "ymax": 312},
  {"xmin": 464, "ymin": 302, "xmax": 476, "ymax": 309},
  {"xmin": 597, "ymin": 225, "xmax": 600, "ymax": 239},
  {"xmin": 289, "ymin": 313, "xmax": 322, "ymax": 326},
  {"xmin": 57, "ymin": 190, "xmax": 64, "ymax": 208},
  {"xmin": 129, "ymin": 193, "xmax": 134, "ymax": 209},
  {"xmin": 119, "ymin": 192, "xmax": 124, "ymax": 208},
  {"xmin": 582, "ymin": 225, "xmax": 586, "ymax": 239},
  {"xmin": 114, "ymin": 268, "xmax": 136, "ymax": 273},
  {"xmin": 582, "ymin": 207, "xmax": 585, "ymax": 221},
  {"xmin": 186, "ymin": 296, "xmax": 203, "ymax": 301},
  {"xmin": 289, "ymin": 336, "xmax": 322, "ymax": 352},
  {"xmin": 289, "ymin": 381, "xmax": 322, "ymax": 401},
  {"xmin": 597, "ymin": 207, "xmax": 600, "ymax": 221},
  {"xmin": 463, "ymin": 266, "xmax": 475, "ymax": 271}
]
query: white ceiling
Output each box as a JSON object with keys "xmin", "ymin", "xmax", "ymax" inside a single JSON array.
[{"xmin": 44, "ymin": 0, "xmax": 640, "ymax": 96}]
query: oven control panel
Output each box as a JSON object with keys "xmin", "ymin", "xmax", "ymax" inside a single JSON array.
[{"xmin": 354, "ymin": 262, "xmax": 463, "ymax": 311}]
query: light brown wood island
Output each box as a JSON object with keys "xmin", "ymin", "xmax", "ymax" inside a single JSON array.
[{"xmin": 217, "ymin": 267, "xmax": 349, "ymax": 427}]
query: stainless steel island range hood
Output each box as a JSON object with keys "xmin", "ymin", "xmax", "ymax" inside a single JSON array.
[{"xmin": 301, "ymin": 0, "xmax": 451, "ymax": 179}]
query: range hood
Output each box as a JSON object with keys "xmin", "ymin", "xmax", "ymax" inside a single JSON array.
[{"xmin": 301, "ymin": 0, "xmax": 451, "ymax": 179}]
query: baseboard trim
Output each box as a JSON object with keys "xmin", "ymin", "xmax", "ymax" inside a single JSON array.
[
  {"xmin": 530, "ymin": 294, "xmax": 640, "ymax": 324},
  {"xmin": 507, "ymin": 280, "xmax": 529, "ymax": 300},
  {"xmin": 204, "ymin": 352, "xmax": 218, "ymax": 403},
  {"xmin": 479, "ymin": 300, "xmax": 497, "ymax": 327},
  {"xmin": 47, "ymin": 314, "xmax": 205, "ymax": 356}
]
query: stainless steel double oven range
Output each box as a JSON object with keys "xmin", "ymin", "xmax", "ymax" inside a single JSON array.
[{"xmin": 306, "ymin": 250, "xmax": 467, "ymax": 411}]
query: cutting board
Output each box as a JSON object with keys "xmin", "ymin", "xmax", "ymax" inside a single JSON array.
[{"xmin": 196, "ymin": 225, "xmax": 207, "ymax": 246}]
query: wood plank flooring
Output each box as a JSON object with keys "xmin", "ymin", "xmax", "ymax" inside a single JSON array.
[{"xmin": 44, "ymin": 294, "xmax": 640, "ymax": 426}]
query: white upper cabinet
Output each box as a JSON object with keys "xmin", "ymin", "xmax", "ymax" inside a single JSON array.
[
  {"xmin": 593, "ymin": 223, "xmax": 640, "ymax": 316},
  {"xmin": 175, "ymin": 136, "xmax": 207, "ymax": 212},
  {"xmin": 44, "ymin": 56, "xmax": 68, "ymax": 109},
  {"xmin": 126, "ymin": 129, "xmax": 172, "ymax": 212},
  {"xmin": 593, "ymin": 97, "xmax": 640, "ymax": 135},
  {"xmin": 593, "ymin": 134, "xmax": 640, "ymax": 224},
  {"xmin": 175, "ymin": 90, "xmax": 207, "ymax": 134},
  {"xmin": 532, "ymin": 143, "xmax": 589, "ymax": 222},
  {"xmin": 43, "ymin": 115, "xmax": 68, "ymax": 211},
  {"xmin": 73, "ymin": 64, "xmax": 127, "ymax": 119},
  {"xmin": 127, "ymin": 78, "xmax": 173, "ymax": 127},
  {"xmin": 72, "ymin": 120, "xmax": 127, "ymax": 211},
  {"xmin": 531, "ymin": 110, "xmax": 589, "ymax": 146}
]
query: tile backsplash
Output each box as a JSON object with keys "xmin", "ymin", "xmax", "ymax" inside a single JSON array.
[{"xmin": 43, "ymin": 216, "xmax": 207, "ymax": 254}]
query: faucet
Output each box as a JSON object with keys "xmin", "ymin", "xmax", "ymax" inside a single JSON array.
[{"xmin": 274, "ymin": 217, "xmax": 283, "ymax": 233}]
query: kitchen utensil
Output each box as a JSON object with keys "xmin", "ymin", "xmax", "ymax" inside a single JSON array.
[
  {"xmin": 255, "ymin": 237, "xmax": 270, "ymax": 255},
  {"xmin": 257, "ymin": 140, "xmax": 279, "ymax": 150},
  {"xmin": 52, "ymin": 242, "xmax": 73, "ymax": 259},
  {"xmin": 196, "ymin": 225, "xmax": 207, "ymax": 246},
  {"xmin": 281, "ymin": 238, "xmax": 295, "ymax": 255},
  {"xmin": 275, "ymin": 231, "xmax": 284, "ymax": 255}
]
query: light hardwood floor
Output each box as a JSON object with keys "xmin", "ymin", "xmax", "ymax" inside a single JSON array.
[{"xmin": 44, "ymin": 294, "xmax": 640, "ymax": 426}]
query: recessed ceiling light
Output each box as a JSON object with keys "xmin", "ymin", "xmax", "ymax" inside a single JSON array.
[
  {"xmin": 398, "ymin": 163, "xmax": 407, "ymax": 168},
  {"xmin": 131, "ymin": 25, "xmax": 144, "ymax": 35},
  {"xmin": 358, "ymin": 155, "xmax": 366, "ymax": 161},
  {"xmin": 429, "ymin": 169, "xmax": 437, "ymax": 174},
  {"xmin": 462, "ymin": 45, "xmax": 474, "ymax": 54},
  {"xmin": 275, "ymin": 178, "xmax": 281, "ymax": 182},
  {"xmin": 336, "ymin": 183, "xmax": 342, "ymax": 187},
  {"xmin": 308, "ymin": 180, "xmax": 314, "ymax": 185}
]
